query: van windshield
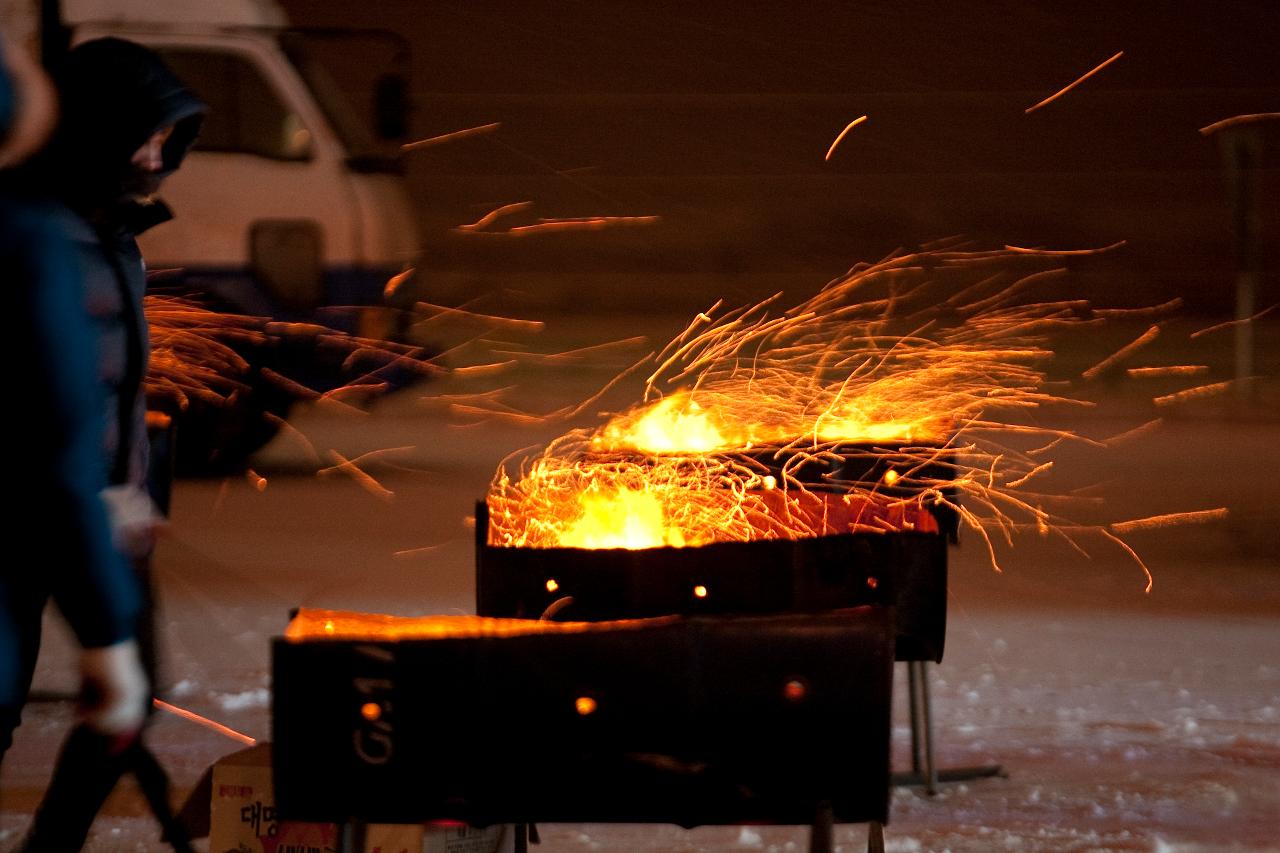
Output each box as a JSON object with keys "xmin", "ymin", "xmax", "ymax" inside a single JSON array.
[
  {"xmin": 278, "ymin": 30, "xmax": 405, "ymax": 174},
  {"xmin": 160, "ymin": 47, "xmax": 314, "ymax": 162}
]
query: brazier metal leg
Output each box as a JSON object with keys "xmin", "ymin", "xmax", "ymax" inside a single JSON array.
[
  {"xmin": 338, "ymin": 820, "xmax": 367, "ymax": 853},
  {"xmin": 907, "ymin": 660, "xmax": 923, "ymax": 776},
  {"xmin": 917, "ymin": 660, "xmax": 939, "ymax": 795},
  {"xmin": 867, "ymin": 820, "xmax": 885, "ymax": 853},
  {"xmin": 514, "ymin": 822, "xmax": 529, "ymax": 853},
  {"xmin": 893, "ymin": 660, "xmax": 1007, "ymax": 791},
  {"xmin": 809, "ymin": 800, "xmax": 833, "ymax": 853}
]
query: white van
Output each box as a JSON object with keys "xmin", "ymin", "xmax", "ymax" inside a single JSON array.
[
  {"xmin": 3, "ymin": 0, "xmax": 423, "ymax": 467},
  {"xmin": 28, "ymin": 0, "xmax": 421, "ymax": 329}
]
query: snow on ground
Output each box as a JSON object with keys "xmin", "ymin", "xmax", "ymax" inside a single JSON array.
[{"xmin": 3, "ymin": 313, "xmax": 1278, "ymax": 851}]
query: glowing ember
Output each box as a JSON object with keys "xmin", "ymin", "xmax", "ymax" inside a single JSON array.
[
  {"xmin": 286, "ymin": 608, "xmax": 678, "ymax": 641},
  {"xmin": 490, "ymin": 444, "xmax": 941, "ymax": 551}
]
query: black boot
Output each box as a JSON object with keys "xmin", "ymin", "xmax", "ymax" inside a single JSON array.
[
  {"xmin": 23, "ymin": 725, "xmax": 134, "ymax": 852},
  {"xmin": 23, "ymin": 723, "xmax": 195, "ymax": 853}
]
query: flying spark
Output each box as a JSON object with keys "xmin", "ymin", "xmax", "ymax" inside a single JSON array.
[
  {"xmin": 1198, "ymin": 112, "xmax": 1280, "ymax": 136},
  {"xmin": 824, "ymin": 115, "xmax": 868, "ymax": 161},
  {"xmin": 483, "ymin": 245, "xmax": 1226, "ymax": 591},
  {"xmin": 321, "ymin": 450, "xmax": 395, "ymax": 502},
  {"xmin": 1082, "ymin": 324, "xmax": 1161, "ymax": 380},
  {"xmin": 1153, "ymin": 380, "xmax": 1236, "ymax": 407},
  {"xmin": 153, "ymin": 698, "xmax": 256, "ymax": 746},
  {"xmin": 401, "ymin": 122, "xmax": 501, "ymax": 152},
  {"xmin": 1025, "ymin": 51, "xmax": 1124, "ymax": 114}
]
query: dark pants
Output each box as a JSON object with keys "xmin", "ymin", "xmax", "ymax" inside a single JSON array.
[
  {"xmin": 0, "ymin": 575, "xmax": 49, "ymax": 761},
  {"xmin": 2, "ymin": 556, "xmax": 172, "ymax": 852},
  {"xmin": 0, "ymin": 557, "xmax": 156, "ymax": 761}
]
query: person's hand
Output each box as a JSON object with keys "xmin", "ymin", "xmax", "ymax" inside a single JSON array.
[
  {"xmin": 79, "ymin": 640, "xmax": 149, "ymax": 736},
  {"xmin": 101, "ymin": 483, "xmax": 166, "ymax": 557}
]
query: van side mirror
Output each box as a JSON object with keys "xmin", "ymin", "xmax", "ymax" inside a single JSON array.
[
  {"xmin": 249, "ymin": 219, "xmax": 325, "ymax": 312},
  {"xmin": 374, "ymin": 73, "xmax": 408, "ymax": 141}
]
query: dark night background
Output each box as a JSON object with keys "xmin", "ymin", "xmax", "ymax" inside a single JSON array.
[{"xmin": 282, "ymin": 0, "xmax": 1279, "ymax": 314}]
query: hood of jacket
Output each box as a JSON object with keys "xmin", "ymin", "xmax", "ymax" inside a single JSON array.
[{"xmin": 42, "ymin": 37, "xmax": 206, "ymax": 223}]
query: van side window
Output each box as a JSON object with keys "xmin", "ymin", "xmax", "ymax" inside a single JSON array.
[{"xmin": 160, "ymin": 49, "xmax": 313, "ymax": 161}]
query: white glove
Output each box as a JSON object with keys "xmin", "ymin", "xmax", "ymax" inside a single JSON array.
[
  {"xmin": 79, "ymin": 640, "xmax": 150, "ymax": 736},
  {"xmin": 101, "ymin": 484, "xmax": 165, "ymax": 557}
]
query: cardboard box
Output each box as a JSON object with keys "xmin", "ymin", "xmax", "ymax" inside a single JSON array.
[{"xmin": 209, "ymin": 744, "xmax": 505, "ymax": 853}]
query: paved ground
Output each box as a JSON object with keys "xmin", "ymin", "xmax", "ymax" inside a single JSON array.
[{"xmin": 2, "ymin": 309, "xmax": 1278, "ymax": 851}]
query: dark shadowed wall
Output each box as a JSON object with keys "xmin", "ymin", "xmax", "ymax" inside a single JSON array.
[{"xmin": 280, "ymin": 1, "xmax": 1279, "ymax": 313}]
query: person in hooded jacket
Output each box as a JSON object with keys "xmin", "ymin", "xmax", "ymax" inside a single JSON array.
[
  {"xmin": 0, "ymin": 33, "xmax": 149, "ymax": 769},
  {"xmin": 8, "ymin": 37, "xmax": 205, "ymax": 852},
  {"xmin": 38, "ymin": 37, "xmax": 205, "ymax": 525}
]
